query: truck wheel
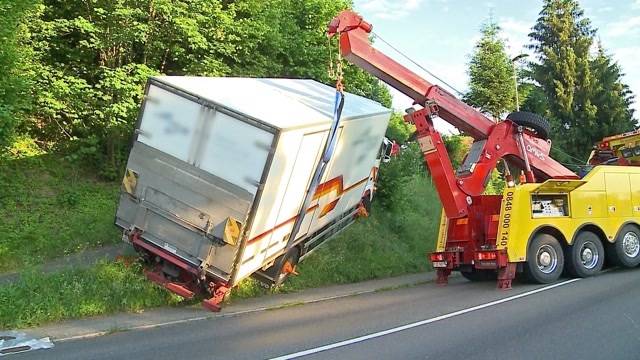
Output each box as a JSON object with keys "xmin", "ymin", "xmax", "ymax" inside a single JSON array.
[
  {"xmin": 274, "ymin": 247, "xmax": 300, "ymax": 286},
  {"xmin": 460, "ymin": 269, "xmax": 497, "ymax": 282},
  {"xmin": 506, "ymin": 112, "xmax": 550, "ymax": 140},
  {"xmin": 607, "ymin": 224, "xmax": 640, "ymax": 267},
  {"xmin": 361, "ymin": 195, "xmax": 372, "ymax": 214},
  {"xmin": 566, "ymin": 231, "xmax": 604, "ymax": 278},
  {"xmin": 524, "ymin": 233, "xmax": 564, "ymax": 283}
]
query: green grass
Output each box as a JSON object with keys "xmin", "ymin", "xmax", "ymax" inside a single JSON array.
[
  {"xmin": 0, "ymin": 154, "xmax": 121, "ymax": 272},
  {"xmin": 0, "ymin": 261, "xmax": 183, "ymax": 330}
]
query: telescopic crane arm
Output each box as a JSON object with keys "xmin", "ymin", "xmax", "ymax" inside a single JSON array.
[
  {"xmin": 328, "ymin": 10, "xmax": 578, "ymax": 219},
  {"xmin": 327, "ymin": 11, "xmax": 495, "ymax": 140}
]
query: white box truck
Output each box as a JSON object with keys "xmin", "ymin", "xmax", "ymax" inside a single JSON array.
[{"xmin": 115, "ymin": 76, "xmax": 391, "ymax": 310}]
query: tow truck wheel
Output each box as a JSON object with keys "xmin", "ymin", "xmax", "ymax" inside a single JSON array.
[
  {"xmin": 566, "ymin": 231, "xmax": 604, "ymax": 278},
  {"xmin": 524, "ymin": 233, "xmax": 564, "ymax": 283},
  {"xmin": 607, "ymin": 224, "xmax": 640, "ymax": 268}
]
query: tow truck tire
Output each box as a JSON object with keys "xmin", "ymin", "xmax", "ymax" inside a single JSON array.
[
  {"xmin": 523, "ymin": 233, "xmax": 564, "ymax": 283},
  {"xmin": 566, "ymin": 231, "xmax": 604, "ymax": 278},
  {"xmin": 607, "ymin": 224, "xmax": 640, "ymax": 268},
  {"xmin": 506, "ymin": 112, "xmax": 550, "ymax": 140},
  {"xmin": 460, "ymin": 269, "xmax": 497, "ymax": 282}
]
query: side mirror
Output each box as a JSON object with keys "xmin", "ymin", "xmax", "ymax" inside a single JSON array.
[{"xmin": 383, "ymin": 155, "xmax": 391, "ymax": 163}]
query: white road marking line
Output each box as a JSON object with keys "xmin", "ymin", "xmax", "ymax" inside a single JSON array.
[{"xmin": 269, "ymin": 278, "xmax": 581, "ymax": 360}]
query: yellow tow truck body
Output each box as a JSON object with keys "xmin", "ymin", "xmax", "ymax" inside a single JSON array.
[{"xmin": 437, "ymin": 166, "xmax": 640, "ymax": 263}]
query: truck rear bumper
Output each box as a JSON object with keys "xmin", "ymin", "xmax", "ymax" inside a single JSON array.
[
  {"xmin": 129, "ymin": 231, "xmax": 230, "ymax": 311},
  {"xmin": 429, "ymin": 248, "xmax": 510, "ymax": 270},
  {"xmin": 429, "ymin": 248, "xmax": 515, "ymax": 289}
]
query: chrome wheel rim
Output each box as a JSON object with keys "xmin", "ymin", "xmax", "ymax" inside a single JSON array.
[
  {"xmin": 622, "ymin": 232, "xmax": 640, "ymax": 258},
  {"xmin": 580, "ymin": 241, "xmax": 599, "ymax": 269},
  {"xmin": 537, "ymin": 245, "xmax": 558, "ymax": 274}
]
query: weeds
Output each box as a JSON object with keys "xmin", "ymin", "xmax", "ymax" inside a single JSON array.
[
  {"xmin": 0, "ymin": 261, "xmax": 182, "ymax": 330},
  {"xmin": 0, "ymin": 154, "xmax": 120, "ymax": 272}
]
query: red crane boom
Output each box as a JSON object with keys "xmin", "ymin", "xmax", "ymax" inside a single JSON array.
[{"xmin": 328, "ymin": 10, "xmax": 578, "ymax": 219}]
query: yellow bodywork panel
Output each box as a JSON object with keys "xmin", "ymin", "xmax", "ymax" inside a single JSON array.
[
  {"xmin": 223, "ymin": 217, "xmax": 241, "ymax": 246},
  {"xmin": 436, "ymin": 210, "xmax": 448, "ymax": 252},
  {"xmin": 497, "ymin": 166, "xmax": 640, "ymax": 263},
  {"xmin": 532, "ymin": 179, "xmax": 586, "ymax": 193}
]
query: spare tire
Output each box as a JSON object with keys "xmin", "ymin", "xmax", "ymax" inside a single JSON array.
[{"xmin": 506, "ymin": 111, "xmax": 550, "ymax": 140}]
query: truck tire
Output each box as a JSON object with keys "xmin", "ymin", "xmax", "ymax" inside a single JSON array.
[
  {"xmin": 460, "ymin": 269, "xmax": 497, "ymax": 282},
  {"xmin": 565, "ymin": 231, "xmax": 604, "ymax": 278},
  {"xmin": 361, "ymin": 194, "xmax": 372, "ymax": 214},
  {"xmin": 506, "ymin": 112, "xmax": 550, "ymax": 140},
  {"xmin": 274, "ymin": 247, "xmax": 300, "ymax": 286},
  {"xmin": 523, "ymin": 233, "xmax": 564, "ymax": 283},
  {"xmin": 606, "ymin": 224, "xmax": 640, "ymax": 268}
]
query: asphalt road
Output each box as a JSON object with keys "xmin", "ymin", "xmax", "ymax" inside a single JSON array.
[{"xmin": 16, "ymin": 268, "xmax": 640, "ymax": 360}]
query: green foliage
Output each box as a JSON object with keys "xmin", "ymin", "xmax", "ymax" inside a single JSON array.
[
  {"xmin": 0, "ymin": 261, "xmax": 182, "ymax": 329},
  {"xmin": 385, "ymin": 112, "xmax": 415, "ymax": 143},
  {"xmin": 0, "ymin": 153, "xmax": 120, "ymax": 272},
  {"xmin": 0, "ymin": 0, "xmax": 39, "ymax": 149},
  {"xmin": 528, "ymin": 0, "xmax": 636, "ymax": 159},
  {"xmin": 443, "ymin": 134, "xmax": 472, "ymax": 169},
  {"xmin": 2, "ymin": 135, "xmax": 45, "ymax": 160},
  {"xmin": 519, "ymin": 83, "xmax": 549, "ymax": 116},
  {"xmin": 10, "ymin": 0, "xmax": 390, "ymax": 177},
  {"xmin": 463, "ymin": 20, "xmax": 515, "ymax": 119},
  {"xmin": 375, "ymin": 143, "xmax": 425, "ymax": 209},
  {"xmin": 589, "ymin": 44, "xmax": 636, "ymax": 136},
  {"xmin": 483, "ymin": 169, "xmax": 505, "ymax": 195}
]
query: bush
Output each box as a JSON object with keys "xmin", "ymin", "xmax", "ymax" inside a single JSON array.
[
  {"xmin": 375, "ymin": 143, "xmax": 424, "ymax": 209},
  {"xmin": 0, "ymin": 1, "xmax": 38, "ymax": 149},
  {"xmin": 386, "ymin": 112, "xmax": 415, "ymax": 143}
]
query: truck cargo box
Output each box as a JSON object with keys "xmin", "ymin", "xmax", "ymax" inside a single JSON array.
[{"xmin": 116, "ymin": 76, "xmax": 391, "ymax": 302}]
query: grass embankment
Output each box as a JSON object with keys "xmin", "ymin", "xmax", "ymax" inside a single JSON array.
[
  {"xmin": 0, "ymin": 261, "xmax": 181, "ymax": 329},
  {"xmin": 0, "ymin": 147, "xmax": 440, "ymax": 329},
  {"xmin": 0, "ymin": 154, "xmax": 120, "ymax": 272}
]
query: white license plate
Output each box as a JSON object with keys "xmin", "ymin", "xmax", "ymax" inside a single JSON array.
[
  {"xmin": 432, "ymin": 261, "xmax": 447, "ymax": 268},
  {"xmin": 163, "ymin": 243, "xmax": 177, "ymax": 254}
]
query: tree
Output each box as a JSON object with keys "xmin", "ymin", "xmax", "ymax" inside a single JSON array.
[
  {"xmin": 589, "ymin": 43, "xmax": 636, "ymax": 137},
  {"xmin": 17, "ymin": 0, "xmax": 390, "ymax": 177},
  {"xmin": 463, "ymin": 20, "xmax": 515, "ymax": 119},
  {"xmin": 528, "ymin": 0, "xmax": 597, "ymax": 160},
  {"xmin": 528, "ymin": 0, "xmax": 637, "ymax": 161},
  {"xmin": 0, "ymin": 0, "xmax": 39, "ymax": 150}
]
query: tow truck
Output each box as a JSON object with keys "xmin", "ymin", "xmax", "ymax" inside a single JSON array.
[
  {"xmin": 328, "ymin": 10, "xmax": 640, "ymax": 288},
  {"xmin": 588, "ymin": 129, "xmax": 640, "ymax": 166}
]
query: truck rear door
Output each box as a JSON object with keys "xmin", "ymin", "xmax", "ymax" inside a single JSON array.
[{"xmin": 116, "ymin": 83, "xmax": 275, "ymax": 280}]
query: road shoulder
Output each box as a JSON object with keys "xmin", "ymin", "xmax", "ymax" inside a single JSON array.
[{"xmin": 27, "ymin": 271, "xmax": 439, "ymax": 342}]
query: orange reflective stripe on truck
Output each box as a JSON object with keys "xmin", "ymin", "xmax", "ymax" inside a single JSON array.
[{"xmin": 246, "ymin": 174, "xmax": 370, "ymax": 245}]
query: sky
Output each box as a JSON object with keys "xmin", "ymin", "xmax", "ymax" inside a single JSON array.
[{"xmin": 351, "ymin": 0, "xmax": 640, "ymax": 129}]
